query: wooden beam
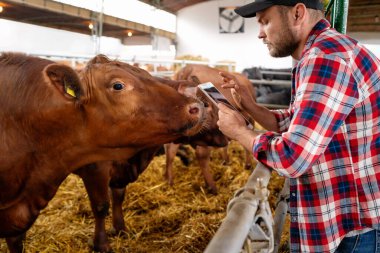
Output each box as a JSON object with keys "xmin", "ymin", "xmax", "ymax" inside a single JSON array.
[
  {"xmin": 347, "ymin": 24, "xmax": 380, "ymax": 32},
  {"xmin": 2, "ymin": 0, "xmax": 176, "ymax": 40},
  {"xmin": 347, "ymin": 2, "xmax": 380, "ymax": 32}
]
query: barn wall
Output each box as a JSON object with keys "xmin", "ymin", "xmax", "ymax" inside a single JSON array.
[
  {"xmin": 0, "ymin": 19, "xmax": 176, "ymax": 60},
  {"xmin": 175, "ymin": 0, "xmax": 293, "ymax": 72},
  {"xmin": 176, "ymin": 1, "xmax": 380, "ymax": 72},
  {"xmin": 348, "ymin": 32, "xmax": 380, "ymax": 57},
  {"xmin": 0, "ymin": 19, "xmax": 123, "ymax": 57},
  {"xmin": 0, "ymin": 4, "xmax": 379, "ymax": 71}
]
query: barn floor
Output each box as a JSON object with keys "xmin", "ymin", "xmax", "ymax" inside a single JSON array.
[{"xmin": 0, "ymin": 141, "xmax": 289, "ymax": 253}]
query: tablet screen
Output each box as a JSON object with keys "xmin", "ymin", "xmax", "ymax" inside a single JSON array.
[{"xmin": 198, "ymin": 82, "xmax": 253, "ymax": 129}]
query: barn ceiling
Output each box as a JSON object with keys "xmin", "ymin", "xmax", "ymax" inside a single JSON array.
[
  {"xmin": 140, "ymin": 0, "xmax": 380, "ymax": 33},
  {"xmin": 0, "ymin": 0, "xmax": 378, "ymax": 39},
  {"xmin": 0, "ymin": 0, "xmax": 176, "ymax": 42},
  {"xmin": 140, "ymin": 0, "xmax": 208, "ymax": 13}
]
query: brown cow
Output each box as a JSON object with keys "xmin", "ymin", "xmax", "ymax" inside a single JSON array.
[
  {"xmin": 75, "ymin": 77, "xmax": 228, "ymax": 252},
  {"xmin": 0, "ymin": 53, "xmax": 206, "ymax": 253},
  {"xmin": 162, "ymin": 64, "xmax": 256, "ymax": 193}
]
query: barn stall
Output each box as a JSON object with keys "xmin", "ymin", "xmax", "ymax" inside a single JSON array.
[
  {"xmin": 0, "ymin": 0, "xmax": 379, "ymax": 252},
  {"xmin": 0, "ymin": 142, "xmax": 288, "ymax": 252}
]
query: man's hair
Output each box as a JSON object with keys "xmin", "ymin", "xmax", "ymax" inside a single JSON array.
[
  {"xmin": 309, "ymin": 0, "xmax": 325, "ymax": 21},
  {"xmin": 277, "ymin": 4, "xmax": 324, "ymax": 23}
]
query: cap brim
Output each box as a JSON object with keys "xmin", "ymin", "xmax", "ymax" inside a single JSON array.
[{"xmin": 234, "ymin": 1, "xmax": 274, "ymax": 18}]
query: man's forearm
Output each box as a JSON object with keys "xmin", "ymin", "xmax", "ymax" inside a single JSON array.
[
  {"xmin": 245, "ymin": 102, "xmax": 279, "ymax": 132},
  {"xmin": 234, "ymin": 127, "xmax": 260, "ymax": 152}
]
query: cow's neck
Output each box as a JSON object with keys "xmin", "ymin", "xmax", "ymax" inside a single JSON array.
[{"xmin": 0, "ymin": 121, "xmax": 137, "ymax": 211}]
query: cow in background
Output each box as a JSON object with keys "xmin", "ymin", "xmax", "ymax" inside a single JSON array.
[
  {"xmin": 163, "ymin": 64, "xmax": 256, "ymax": 194},
  {"xmin": 0, "ymin": 53, "xmax": 206, "ymax": 253}
]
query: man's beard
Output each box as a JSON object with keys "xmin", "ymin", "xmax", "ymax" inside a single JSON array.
[{"xmin": 267, "ymin": 24, "xmax": 299, "ymax": 58}]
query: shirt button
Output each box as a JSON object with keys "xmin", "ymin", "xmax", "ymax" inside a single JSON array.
[
  {"xmin": 291, "ymin": 217, "xmax": 298, "ymax": 222},
  {"xmin": 292, "ymin": 193, "xmax": 296, "ymax": 197}
]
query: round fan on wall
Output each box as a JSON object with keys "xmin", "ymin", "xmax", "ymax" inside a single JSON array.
[{"xmin": 219, "ymin": 7, "xmax": 245, "ymax": 34}]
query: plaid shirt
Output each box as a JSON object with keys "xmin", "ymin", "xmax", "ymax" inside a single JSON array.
[{"xmin": 252, "ymin": 19, "xmax": 380, "ymax": 252}]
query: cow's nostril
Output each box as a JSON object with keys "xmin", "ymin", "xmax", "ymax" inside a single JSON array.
[{"xmin": 189, "ymin": 106, "xmax": 199, "ymax": 115}]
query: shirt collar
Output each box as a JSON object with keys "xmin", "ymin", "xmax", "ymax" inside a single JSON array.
[{"xmin": 302, "ymin": 19, "xmax": 331, "ymax": 56}]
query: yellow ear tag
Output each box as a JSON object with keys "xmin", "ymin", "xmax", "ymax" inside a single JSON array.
[{"xmin": 66, "ymin": 86, "xmax": 76, "ymax": 97}]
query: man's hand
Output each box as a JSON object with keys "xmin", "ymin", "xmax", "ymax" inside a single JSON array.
[
  {"xmin": 217, "ymin": 103, "xmax": 246, "ymax": 139},
  {"xmin": 219, "ymin": 71, "xmax": 256, "ymax": 111},
  {"xmin": 217, "ymin": 103, "xmax": 258, "ymax": 152}
]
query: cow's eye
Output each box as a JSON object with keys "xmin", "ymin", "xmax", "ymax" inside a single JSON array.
[{"xmin": 113, "ymin": 82, "xmax": 125, "ymax": 90}]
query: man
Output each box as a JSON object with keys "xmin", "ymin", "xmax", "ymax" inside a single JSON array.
[{"xmin": 216, "ymin": 0, "xmax": 380, "ymax": 252}]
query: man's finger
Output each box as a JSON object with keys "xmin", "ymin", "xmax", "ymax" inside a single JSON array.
[
  {"xmin": 217, "ymin": 102, "xmax": 227, "ymax": 111},
  {"xmin": 231, "ymin": 88, "xmax": 243, "ymax": 110},
  {"xmin": 217, "ymin": 102, "xmax": 233, "ymax": 112},
  {"xmin": 219, "ymin": 71, "xmax": 236, "ymax": 81}
]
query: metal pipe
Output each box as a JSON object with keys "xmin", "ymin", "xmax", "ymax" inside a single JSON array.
[
  {"xmin": 325, "ymin": 0, "xmax": 334, "ymax": 17},
  {"xmin": 96, "ymin": 0, "xmax": 104, "ymax": 54},
  {"xmin": 331, "ymin": 0, "xmax": 338, "ymax": 28},
  {"xmin": 272, "ymin": 178, "xmax": 290, "ymax": 253},
  {"xmin": 204, "ymin": 163, "xmax": 272, "ymax": 253},
  {"xmin": 326, "ymin": 0, "xmax": 349, "ymax": 34},
  {"xmin": 334, "ymin": 0, "xmax": 349, "ymax": 34}
]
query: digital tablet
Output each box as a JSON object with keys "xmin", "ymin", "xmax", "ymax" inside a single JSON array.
[{"xmin": 198, "ymin": 82, "xmax": 253, "ymax": 128}]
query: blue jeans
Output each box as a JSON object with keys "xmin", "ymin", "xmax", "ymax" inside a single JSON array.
[{"xmin": 335, "ymin": 229, "xmax": 380, "ymax": 253}]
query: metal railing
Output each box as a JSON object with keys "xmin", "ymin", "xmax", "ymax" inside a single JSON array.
[
  {"xmin": 204, "ymin": 163, "xmax": 290, "ymax": 253},
  {"xmin": 28, "ymin": 52, "xmax": 236, "ymax": 74},
  {"xmin": 28, "ymin": 52, "xmax": 291, "ymax": 109}
]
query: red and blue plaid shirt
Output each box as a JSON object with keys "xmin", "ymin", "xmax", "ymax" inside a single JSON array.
[{"xmin": 252, "ymin": 19, "xmax": 380, "ymax": 252}]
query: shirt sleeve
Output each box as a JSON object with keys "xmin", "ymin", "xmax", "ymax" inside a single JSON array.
[
  {"xmin": 272, "ymin": 109, "xmax": 292, "ymax": 133},
  {"xmin": 252, "ymin": 54, "xmax": 359, "ymax": 178}
]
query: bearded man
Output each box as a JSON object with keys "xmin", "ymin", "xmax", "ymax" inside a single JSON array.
[{"xmin": 217, "ymin": 1, "xmax": 380, "ymax": 252}]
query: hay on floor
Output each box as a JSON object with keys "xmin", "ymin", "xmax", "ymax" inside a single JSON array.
[{"xmin": 0, "ymin": 141, "xmax": 289, "ymax": 253}]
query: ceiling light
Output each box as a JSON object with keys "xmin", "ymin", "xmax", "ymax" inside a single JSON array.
[
  {"xmin": 127, "ymin": 31, "xmax": 133, "ymax": 37},
  {"xmin": 0, "ymin": 6, "xmax": 3, "ymax": 13},
  {"xmin": 88, "ymin": 23, "xmax": 93, "ymax": 30}
]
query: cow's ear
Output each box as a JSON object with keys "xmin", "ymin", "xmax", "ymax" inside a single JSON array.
[
  {"xmin": 178, "ymin": 83, "xmax": 197, "ymax": 97},
  {"xmin": 88, "ymin": 54, "xmax": 110, "ymax": 65},
  {"xmin": 190, "ymin": 75, "xmax": 201, "ymax": 85},
  {"xmin": 44, "ymin": 64, "xmax": 82, "ymax": 99}
]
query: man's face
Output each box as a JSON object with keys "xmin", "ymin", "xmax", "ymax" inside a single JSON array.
[{"xmin": 256, "ymin": 6, "xmax": 300, "ymax": 57}]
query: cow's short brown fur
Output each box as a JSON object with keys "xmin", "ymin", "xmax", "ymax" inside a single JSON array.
[{"xmin": 0, "ymin": 53, "xmax": 206, "ymax": 253}]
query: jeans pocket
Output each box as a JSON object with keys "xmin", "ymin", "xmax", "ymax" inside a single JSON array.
[
  {"xmin": 336, "ymin": 235, "xmax": 359, "ymax": 253},
  {"xmin": 353, "ymin": 229, "xmax": 377, "ymax": 253}
]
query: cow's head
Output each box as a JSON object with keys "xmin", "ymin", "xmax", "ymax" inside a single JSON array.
[
  {"xmin": 73, "ymin": 55, "xmax": 205, "ymax": 148},
  {"xmin": 170, "ymin": 85, "xmax": 228, "ymax": 147},
  {"xmin": 168, "ymin": 74, "xmax": 228, "ymax": 148}
]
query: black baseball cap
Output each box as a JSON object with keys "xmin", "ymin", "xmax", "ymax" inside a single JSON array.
[{"xmin": 235, "ymin": 0, "xmax": 324, "ymax": 18}]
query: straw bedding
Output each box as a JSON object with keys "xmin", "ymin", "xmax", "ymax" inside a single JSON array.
[{"xmin": 0, "ymin": 141, "xmax": 289, "ymax": 252}]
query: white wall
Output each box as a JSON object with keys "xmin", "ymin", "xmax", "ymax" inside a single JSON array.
[
  {"xmin": 1, "ymin": 4, "xmax": 380, "ymax": 69},
  {"xmin": 349, "ymin": 32, "xmax": 380, "ymax": 57},
  {"xmin": 0, "ymin": 19, "xmax": 176, "ymax": 60},
  {"xmin": 0, "ymin": 19, "xmax": 123, "ymax": 57},
  {"xmin": 176, "ymin": 0, "xmax": 293, "ymax": 72},
  {"xmin": 176, "ymin": 0, "xmax": 380, "ymax": 72}
]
